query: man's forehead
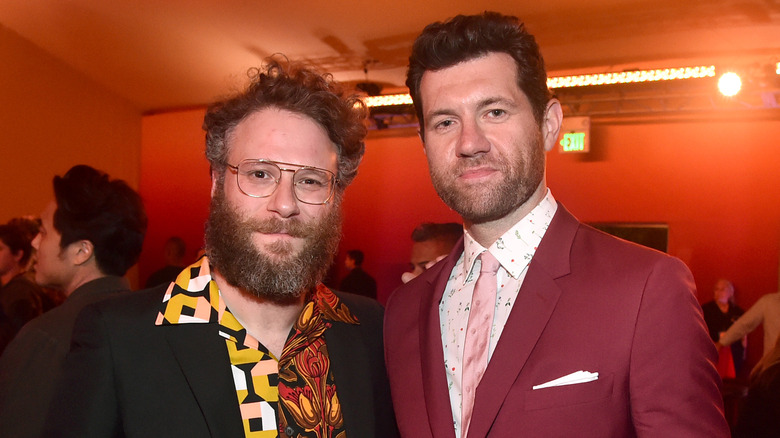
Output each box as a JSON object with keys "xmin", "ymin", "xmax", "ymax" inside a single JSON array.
[{"xmin": 227, "ymin": 108, "xmax": 337, "ymax": 167}]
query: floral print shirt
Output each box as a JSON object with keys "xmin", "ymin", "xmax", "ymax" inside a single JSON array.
[
  {"xmin": 439, "ymin": 190, "xmax": 557, "ymax": 437},
  {"xmin": 156, "ymin": 256, "xmax": 358, "ymax": 438}
]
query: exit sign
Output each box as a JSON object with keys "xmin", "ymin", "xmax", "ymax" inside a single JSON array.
[{"xmin": 558, "ymin": 116, "xmax": 590, "ymax": 153}]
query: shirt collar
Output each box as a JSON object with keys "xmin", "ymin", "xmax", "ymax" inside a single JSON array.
[
  {"xmin": 156, "ymin": 256, "xmax": 358, "ymax": 326},
  {"xmin": 462, "ymin": 189, "xmax": 558, "ymax": 281}
]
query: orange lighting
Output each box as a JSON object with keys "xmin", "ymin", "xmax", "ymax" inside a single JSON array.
[
  {"xmin": 546, "ymin": 66, "xmax": 716, "ymax": 89},
  {"xmin": 717, "ymin": 72, "xmax": 742, "ymax": 97},
  {"xmin": 363, "ymin": 94, "xmax": 413, "ymax": 107},
  {"xmin": 363, "ymin": 65, "xmax": 718, "ymax": 108}
]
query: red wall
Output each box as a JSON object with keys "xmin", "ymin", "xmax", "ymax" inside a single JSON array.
[
  {"xmin": 139, "ymin": 112, "xmax": 780, "ymax": 370},
  {"xmin": 139, "ymin": 109, "xmax": 211, "ymax": 283}
]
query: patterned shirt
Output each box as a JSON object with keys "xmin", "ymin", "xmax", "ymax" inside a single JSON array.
[
  {"xmin": 440, "ymin": 190, "xmax": 557, "ymax": 437},
  {"xmin": 156, "ymin": 257, "xmax": 359, "ymax": 438}
]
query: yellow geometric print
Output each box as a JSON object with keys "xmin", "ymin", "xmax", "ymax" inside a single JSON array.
[{"xmin": 155, "ymin": 257, "xmax": 360, "ymax": 438}]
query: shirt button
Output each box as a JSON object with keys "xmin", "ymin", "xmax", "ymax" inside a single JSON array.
[{"xmin": 285, "ymin": 426, "xmax": 295, "ymax": 436}]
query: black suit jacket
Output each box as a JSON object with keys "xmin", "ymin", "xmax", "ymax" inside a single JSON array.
[{"xmin": 44, "ymin": 285, "xmax": 397, "ymax": 437}]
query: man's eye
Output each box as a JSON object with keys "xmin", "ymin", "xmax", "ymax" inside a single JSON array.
[
  {"xmin": 298, "ymin": 178, "xmax": 324, "ymax": 187},
  {"xmin": 488, "ymin": 109, "xmax": 506, "ymax": 117},
  {"xmin": 248, "ymin": 170, "xmax": 271, "ymax": 179},
  {"xmin": 436, "ymin": 119, "xmax": 454, "ymax": 129}
]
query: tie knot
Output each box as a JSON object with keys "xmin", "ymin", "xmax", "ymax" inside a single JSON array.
[{"xmin": 479, "ymin": 251, "xmax": 500, "ymax": 274}]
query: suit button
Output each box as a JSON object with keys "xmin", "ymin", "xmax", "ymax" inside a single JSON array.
[{"xmin": 285, "ymin": 426, "xmax": 295, "ymax": 436}]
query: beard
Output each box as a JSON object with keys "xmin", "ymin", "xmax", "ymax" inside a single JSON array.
[
  {"xmin": 205, "ymin": 185, "xmax": 342, "ymax": 304},
  {"xmin": 428, "ymin": 129, "xmax": 546, "ymax": 224}
]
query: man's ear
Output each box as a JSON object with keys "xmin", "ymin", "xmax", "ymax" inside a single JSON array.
[
  {"xmin": 210, "ymin": 169, "xmax": 220, "ymax": 197},
  {"xmin": 541, "ymin": 99, "xmax": 563, "ymax": 152},
  {"xmin": 11, "ymin": 249, "xmax": 24, "ymax": 265},
  {"xmin": 70, "ymin": 240, "xmax": 95, "ymax": 266},
  {"xmin": 418, "ymin": 129, "xmax": 427, "ymax": 156}
]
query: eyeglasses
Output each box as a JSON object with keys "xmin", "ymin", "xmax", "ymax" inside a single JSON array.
[{"xmin": 226, "ymin": 159, "xmax": 338, "ymax": 205}]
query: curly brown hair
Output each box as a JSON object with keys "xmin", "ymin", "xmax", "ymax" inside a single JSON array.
[{"xmin": 203, "ymin": 57, "xmax": 368, "ymax": 189}]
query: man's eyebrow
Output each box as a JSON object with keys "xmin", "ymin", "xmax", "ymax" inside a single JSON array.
[
  {"xmin": 425, "ymin": 97, "xmax": 517, "ymax": 121},
  {"xmin": 425, "ymin": 108, "xmax": 456, "ymax": 123},
  {"xmin": 476, "ymin": 96, "xmax": 516, "ymax": 110}
]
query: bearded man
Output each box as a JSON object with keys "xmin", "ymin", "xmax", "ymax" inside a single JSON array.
[{"xmin": 44, "ymin": 59, "xmax": 397, "ymax": 438}]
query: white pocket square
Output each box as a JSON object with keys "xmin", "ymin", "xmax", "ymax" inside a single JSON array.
[{"xmin": 532, "ymin": 370, "xmax": 599, "ymax": 390}]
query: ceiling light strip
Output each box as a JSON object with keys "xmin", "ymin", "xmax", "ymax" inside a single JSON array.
[
  {"xmin": 547, "ymin": 66, "xmax": 716, "ymax": 89},
  {"xmin": 363, "ymin": 66, "xmax": 717, "ymax": 107}
]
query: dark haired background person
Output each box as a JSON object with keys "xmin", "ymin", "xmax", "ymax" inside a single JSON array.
[
  {"xmin": 339, "ymin": 249, "xmax": 377, "ymax": 299},
  {"xmin": 702, "ymin": 279, "xmax": 746, "ymax": 378},
  {"xmin": 5, "ymin": 216, "xmax": 65, "ymax": 309},
  {"xmin": 0, "ymin": 165, "xmax": 147, "ymax": 438},
  {"xmin": 401, "ymin": 222, "xmax": 462, "ymax": 284},
  {"xmin": 43, "ymin": 59, "xmax": 396, "ymax": 437},
  {"xmin": 383, "ymin": 12, "xmax": 728, "ymax": 437},
  {"xmin": 0, "ymin": 223, "xmax": 47, "ymax": 353},
  {"xmin": 145, "ymin": 235, "xmax": 187, "ymax": 288}
]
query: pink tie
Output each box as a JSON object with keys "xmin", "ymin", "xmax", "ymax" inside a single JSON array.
[{"xmin": 461, "ymin": 251, "xmax": 499, "ymax": 438}]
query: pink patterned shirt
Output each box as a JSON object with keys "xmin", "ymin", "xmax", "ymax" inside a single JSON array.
[{"xmin": 439, "ymin": 190, "xmax": 557, "ymax": 437}]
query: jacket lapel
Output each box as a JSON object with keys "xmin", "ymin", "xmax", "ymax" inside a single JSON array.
[
  {"xmin": 419, "ymin": 241, "xmax": 463, "ymax": 438},
  {"xmin": 326, "ymin": 321, "xmax": 373, "ymax": 437},
  {"xmin": 164, "ymin": 323, "xmax": 245, "ymax": 437},
  {"xmin": 467, "ymin": 203, "xmax": 579, "ymax": 437}
]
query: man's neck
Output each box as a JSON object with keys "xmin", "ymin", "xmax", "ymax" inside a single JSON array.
[
  {"xmin": 466, "ymin": 183, "xmax": 548, "ymax": 248},
  {"xmin": 213, "ymin": 271, "xmax": 306, "ymax": 359},
  {"xmin": 1, "ymin": 265, "xmax": 23, "ymax": 286},
  {"xmin": 63, "ymin": 269, "xmax": 108, "ymax": 297}
]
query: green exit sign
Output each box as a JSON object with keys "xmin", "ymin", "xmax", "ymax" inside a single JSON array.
[
  {"xmin": 561, "ymin": 132, "xmax": 586, "ymax": 152},
  {"xmin": 558, "ymin": 116, "xmax": 590, "ymax": 153}
]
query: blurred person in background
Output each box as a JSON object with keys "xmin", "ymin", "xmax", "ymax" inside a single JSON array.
[{"xmin": 0, "ymin": 164, "xmax": 147, "ymax": 438}]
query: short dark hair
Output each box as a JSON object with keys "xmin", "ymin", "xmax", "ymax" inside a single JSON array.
[
  {"xmin": 411, "ymin": 222, "xmax": 462, "ymax": 248},
  {"xmin": 346, "ymin": 249, "xmax": 364, "ymax": 266},
  {"xmin": 406, "ymin": 12, "xmax": 552, "ymax": 136},
  {"xmin": 165, "ymin": 236, "xmax": 186, "ymax": 259},
  {"xmin": 203, "ymin": 57, "xmax": 368, "ymax": 190},
  {"xmin": 53, "ymin": 165, "xmax": 147, "ymax": 276},
  {"xmin": 0, "ymin": 223, "xmax": 34, "ymax": 267}
]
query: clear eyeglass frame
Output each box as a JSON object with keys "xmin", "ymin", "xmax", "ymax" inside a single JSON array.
[{"xmin": 226, "ymin": 159, "xmax": 338, "ymax": 205}]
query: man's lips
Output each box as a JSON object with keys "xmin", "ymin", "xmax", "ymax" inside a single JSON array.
[{"xmin": 458, "ymin": 166, "xmax": 496, "ymax": 180}]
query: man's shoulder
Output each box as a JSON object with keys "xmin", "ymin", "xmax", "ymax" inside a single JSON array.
[
  {"xmin": 78, "ymin": 283, "xmax": 169, "ymax": 322},
  {"xmin": 333, "ymin": 290, "xmax": 382, "ymax": 318}
]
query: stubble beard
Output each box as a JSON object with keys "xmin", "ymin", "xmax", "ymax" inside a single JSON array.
[
  {"xmin": 205, "ymin": 185, "xmax": 342, "ymax": 304},
  {"xmin": 429, "ymin": 130, "xmax": 546, "ymax": 224}
]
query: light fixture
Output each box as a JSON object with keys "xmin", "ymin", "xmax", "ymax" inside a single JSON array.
[
  {"xmin": 546, "ymin": 66, "xmax": 716, "ymax": 89},
  {"xmin": 717, "ymin": 72, "xmax": 742, "ymax": 97},
  {"xmin": 363, "ymin": 94, "xmax": 413, "ymax": 107},
  {"xmin": 361, "ymin": 63, "xmax": 777, "ymax": 108}
]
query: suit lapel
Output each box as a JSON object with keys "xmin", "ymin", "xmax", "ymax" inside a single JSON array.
[
  {"xmin": 326, "ymin": 321, "xmax": 373, "ymax": 437},
  {"xmin": 164, "ymin": 323, "xmax": 245, "ymax": 437},
  {"xmin": 467, "ymin": 203, "xmax": 579, "ymax": 437},
  {"xmin": 419, "ymin": 242, "xmax": 463, "ymax": 438}
]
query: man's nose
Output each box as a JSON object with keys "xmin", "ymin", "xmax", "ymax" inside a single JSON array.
[
  {"xmin": 266, "ymin": 173, "xmax": 300, "ymax": 218},
  {"xmin": 455, "ymin": 119, "xmax": 490, "ymax": 157}
]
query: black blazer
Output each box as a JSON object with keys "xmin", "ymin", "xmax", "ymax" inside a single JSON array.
[{"xmin": 44, "ymin": 284, "xmax": 397, "ymax": 437}]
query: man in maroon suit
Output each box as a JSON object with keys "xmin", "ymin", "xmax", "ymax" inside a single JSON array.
[{"xmin": 383, "ymin": 12, "xmax": 729, "ymax": 437}]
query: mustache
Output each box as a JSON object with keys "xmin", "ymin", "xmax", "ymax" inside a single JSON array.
[
  {"xmin": 454, "ymin": 155, "xmax": 503, "ymax": 175},
  {"xmin": 246, "ymin": 217, "xmax": 316, "ymax": 238}
]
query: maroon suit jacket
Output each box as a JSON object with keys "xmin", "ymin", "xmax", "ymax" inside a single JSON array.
[{"xmin": 384, "ymin": 204, "xmax": 729, "ymax": 437}]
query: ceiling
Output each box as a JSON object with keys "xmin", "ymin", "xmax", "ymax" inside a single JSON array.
[{"xmin": 2, "ymin": 0, "xmax": 780, "ymax": 113}]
